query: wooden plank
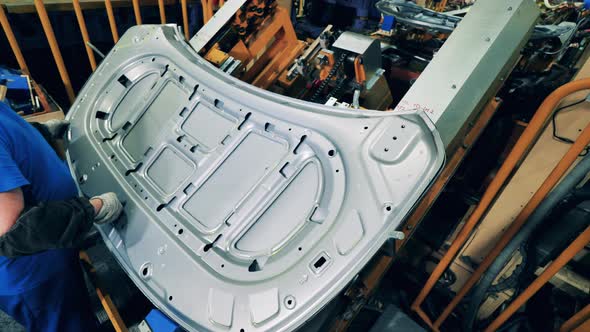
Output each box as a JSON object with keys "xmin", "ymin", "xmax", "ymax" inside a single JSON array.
[
  {"xmin": 80, "ymin": 251, "xmax": 129, "ymax": 332},
  {"xmin": 24, "ymin": 110, "xmax": 64, "ymax": 122}
]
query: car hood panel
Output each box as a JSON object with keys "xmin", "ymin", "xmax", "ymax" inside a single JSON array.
[{"xmin": 66, "ymin": 25, "xmax": 444, "ymax": 332}]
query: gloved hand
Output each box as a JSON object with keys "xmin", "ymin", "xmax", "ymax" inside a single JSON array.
[{"xmin": 91, "ymin": 192, "xmax": 123, "ymax": 224}]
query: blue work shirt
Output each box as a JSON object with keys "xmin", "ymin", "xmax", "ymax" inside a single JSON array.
[{"xmin": 0, "ymin": 101, "xmax": 79, "ymax": 295}]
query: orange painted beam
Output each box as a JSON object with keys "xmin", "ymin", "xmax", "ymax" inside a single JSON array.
[
  {"xmin": 485, "ymin": 225, "xmax": 590, "ymax": 332},
  {"xmin": 0, "ymin": 4, "xmax": 30, "ymax": 74},
  {"xmin": 412, "ymin": 78, "xmax": 590, "ymax": 328},
  {"xmin": 72, "ymin": 0, "xmax": 97, "ymax": 71},
  {"xmin": 181, "ymin": 0, "xmax": 189, "ymax": 39},
  {"xmin": 34, "ymin": 0, "xmax": 75, "ymax": 103},
  {"xmin": 132, "ymin": 0, "xmax": 142, "ymax": 25},
  {"xmin": 104, "ymin": 0, "xmax": 119, "ymax": 43}
]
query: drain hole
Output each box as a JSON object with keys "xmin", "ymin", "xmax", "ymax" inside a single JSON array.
[
  {"xmin": 313, "ymin": 256, "xmax": 327, "ymax": 269},
  {"xmin": 179, "ymin": 107, "xmax": 188, "ymax": 117},
  {"xmin": 293, "ymin": 135, "xmax": 307, "ymax": 154},
  {"xmin": 125, "ymin": 162, "xmax": 143, "ymax": 176},
  {"xmin": 237, "ymin": 112, "xmax": 252, "ymax": 130},
  {"xmin": 264, "ymin": 122, "xmax": 273, "ymax": 132},
  {"xmin": 279, "ymin": 162, "xmax": 290, "ymax": 178},
  {"xmin": 189, "ymin": 84, "xmax": 199, "ymax": 100},
  {"xmin": 178, "ymin": 229, "xmax": 184, "ymax": 235},
  {"xmin": 328, "ymin": 149, "xmax": 335, "ymax": 157},
  {"xmin": 156, "ymin": 197, "xmax": 176, "ymax": 212},
  {"xmin": 220, "ymin": 135, "xmax": 231, "ymax": 145},
  {"xmin": 144, "ymin": 147, "xmax": 153, "ymax": 156},
  {"xmin": 183, "ymin": 183, "xmax": 194, "ymax": 195},
  {"xmin": 160, "ymin": 64, "xmax": 169, "ymax": 77},
  {"xmin": 139, "ymin": 262, "xmax": 152, "ymax": 278},
  {"xmin": 178, "ymin": 75, "xmax": 185, "ymax": 84},
  {"xmin": 214, "ymin": 99, "xmax": 223, "ymax": 109},
  {"xmin": 248, "ymin": 259, "xmax": 262, "ymax": 272},
  {"xmin": 117, "ymin": 74, "xmax": 132, "ymax": 88},
  {"xmin": 102, "ymin": 133, "xmax": 118, "ymax": 142},
  {"xmin": 122, "ymin": 121, "xmax": 132, "ymax": 131},
  {"xmin": 204, "ymin": 234, "xmax": 222, "ymax": 252},
  {"xmin": 95, "ymin": 111, "xmax": 108, "ymax": 119}
]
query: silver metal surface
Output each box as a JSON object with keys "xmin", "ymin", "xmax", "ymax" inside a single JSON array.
[
  {"xmin": 394, "ymin": 0, "xmax": 539, "ymax": 147},
  {"xmin": 189, "ymin": 0, "xmax": 247, "ymax": 52},
  {"xmin": 66, "ymin": 25, "xmax": 444, "ymax": 332}
]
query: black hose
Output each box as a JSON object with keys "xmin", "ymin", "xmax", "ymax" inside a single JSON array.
[{"xmin": 462, "ymin": 154, "xmax": 590, "ymax": 331}]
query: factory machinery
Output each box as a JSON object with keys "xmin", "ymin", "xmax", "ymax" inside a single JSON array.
[
  {"xmin": 188, "ymin": 2, "xmax": 590, "ymax": 332},
  {"xmin": 1, "ymin": 0, "xmax": 589, "ymax": 331}
]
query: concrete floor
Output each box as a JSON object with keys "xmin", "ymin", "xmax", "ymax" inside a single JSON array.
[{"xmin": 0, "ymin": 310, "xmax": 24, "ymax": 332}]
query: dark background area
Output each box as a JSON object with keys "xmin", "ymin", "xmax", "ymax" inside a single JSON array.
[{"xmin": 0, "ymin": 3, "xmax": 203, "ymax": 110}]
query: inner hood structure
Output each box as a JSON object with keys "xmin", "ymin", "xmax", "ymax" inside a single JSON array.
[{"xmin": 66, "ymin": 25, "xmax": 444, "ymax": 332}]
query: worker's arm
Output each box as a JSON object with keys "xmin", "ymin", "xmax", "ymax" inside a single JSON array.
[
  {"xmin": 0, "ymin": 192, "xmax": 95, "ymax": 257},
  {"xmin": 0, "ymin": 192, "xmax": 121, "ymax": 258},
  {"xmin": 0, "ymin": 135, "xmax": 122, "ymax": 258},
  {"xmin": 0, "ymin": 188, "xmax": 25, "ymax": 235}
]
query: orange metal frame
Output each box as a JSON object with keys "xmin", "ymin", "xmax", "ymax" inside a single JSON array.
[
  {"xmin": 104, "ymin": 0, "xmax": 119, "ymax": 43},
  {"xmin": 35, "ymin": 0, "xmax": 76, "ymax": 103},
  {"xmin": 353, "ymin": 56, "xmax": 366, "ymax": 85},
  {"xmin": 0, "ymin": 0, "xmax": 195, "ymax": 106},
  {"xmin": 561, "ymin": 304, "xmax": 590, "ymax": 332},
  {"xmin": 225, "ymin": 6, "xmax": 301, "ymax": 89},
  {"xmin": 412, "ymin": 78, "xmax": 590, "ymax": 331},
  {"xmin": 201, "ymin": 0, "xmax": 214, "ymax": 23},
  {"xmin": 132, "ymin": 0, "xmax": 142, "ymax": 24},
  {"xmin": 328, "ymin": 98, "xmax": 502, "ymax": 332},
  {"xmin": 0, "ymin": 4, "xmax": 30, "ymax": 75},
  {"xmin": 72, "ymin": 0, "xmax": 97, "ymax": 71},
  {"xmin": 181, "ymin": 0, "xmax": 189, "ymax": 39},
  {"xmin": 158, "ymin": 0, "xmax": 166, "ymax": 23},
  {"xmin": 485, "ymin": 225, "xmax": 590, "ymax": 332}
]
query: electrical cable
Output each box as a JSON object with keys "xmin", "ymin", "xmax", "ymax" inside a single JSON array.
[
  {"xmin": 551, "ymin": 98, "xmax": 589, "ymax": 156},
  {"xmin": 485, "ymin": 243, "xmax": 528, "ymax": 294},
  {"xmin": 461, "ymin": 154, "xmax": 590, "ymax": 331},
  {"xmin": 541, "ymin": 15, "xmax": 585, "ymax": 56}
]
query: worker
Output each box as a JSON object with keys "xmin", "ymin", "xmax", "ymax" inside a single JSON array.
[{"xmin": 0, "ymin": 100, "xmax": 123, "ymax": 331}]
